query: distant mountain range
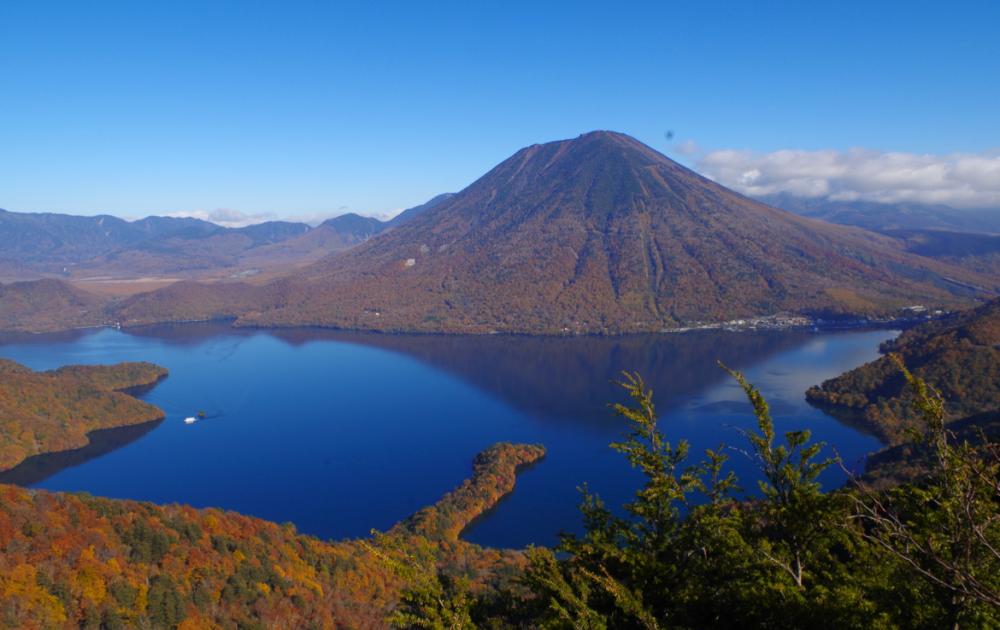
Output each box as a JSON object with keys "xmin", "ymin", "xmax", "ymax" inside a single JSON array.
[
  {"xmin": 0, "ymin": 209, "xmax": 302, "ymax": 271},
  {"xmin": 760, "ymin": 194, "xmax": 1000, "ymax": 276},
  {"xmin": 758, "ymin": 194, "xmax": 1000, "ymax": 234},
  {"xmin": 2, "ymin": 131, "xmax": 998, "ymax": 335},
  {"xmin": 0, "ymin": 196, "xmax": 452, "ymax": 281}
]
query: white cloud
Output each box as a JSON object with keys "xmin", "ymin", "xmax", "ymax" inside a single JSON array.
[
  {"xmin": 163, "ymin": 208, "xmax": 278, "ymax": 228},
  {"xmin": 674, "ymin": 139, "xmax": 701, "ymax": 156},
  {"xmin": 696, "ymin": 147, "xmax": 1000, "ymax": 208},
  {"xmin": 288, "ymin": 212, "xmax": 340, "ymax": 227},
  {"xmin": 373, "ymin": 207, "xmax": 405, "ymax": 221},
  {"xmin": 159, "ymin": 208, "xmax": 399, "ymax": 228}
]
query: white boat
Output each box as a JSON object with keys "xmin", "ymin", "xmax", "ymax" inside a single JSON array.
[{"xmin": 184, "ymin": 416, "xmax": 197, "ymax": 424}]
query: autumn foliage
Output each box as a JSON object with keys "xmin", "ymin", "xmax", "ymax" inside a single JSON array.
[
  {"xmin": 807, "ymin": 298, "xmax": 1000, "ymax": 444},
  {"xmin": 0, "ymin": 360, "xmax": 167, "ymax": 471},
  {"xmin": 394, "ymin": 443, "xmax": 545, "ymax": 542},
  {"xmin": 0, "ymin": 442, "xmax": 543, "ymax": 628}
]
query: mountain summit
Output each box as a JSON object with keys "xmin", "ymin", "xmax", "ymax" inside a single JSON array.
[{"xmin": 129, "ymin": 132, "xmax": 996, "ymax": 334}]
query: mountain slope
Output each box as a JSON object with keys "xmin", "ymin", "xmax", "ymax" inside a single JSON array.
[
  {"xmin": 232, "ymin": 213, "xmax": 387, "ymax": 272},
  {"xmin": 882, "ymin": 229, "xmax": 1000, "ymax": 277},
  {"xmin": 807, "ymin": 298, "xmax": 1000, "ymax": 444},
  {"xmin": 0, "ymin": 209, "xmax": 139, "ymax": 270},
  {"xmin": 0, "ymin": 442, "xmax": 538, "ymax": 629},
  {"xmin": 112, "ymin": 280, "xmax": 290, "ymax": 326},
  {"xmin": 0, "ymin": 360, "xmax": 167, "ymax": 470},
  {"xmin": 65, "ymin": 219, "xmax": 314, "ymax": 278},
  {"xmin": 0, "ymin": 279, "xmax": 109, "ymax": 332},
  {"xmin": 0, "ymin": 208, "xmax": 315, "ymax": 279},
  {"xmin": 758, "ymin": 194, "xmax": 1000, "ymax": 234},
  {"xmin": 236, "ymin": 131, "xmax": 996, "ymax": 334},
  {"xmin": 758, "ymin": 195, "xmax": 1000, "ymax": 276},
  {"xmin": 386, "ymin": 192, "xmax": 456, "ymax": 227},
  {"xmin": 320, "ymin": 212, "xmax": 385, "ymax": 239},
  {"xmin": 73, "ymin": 224, "xmax": 307, "ymax": 278},
  {"xmin": 0, "ymin": 210, "xmax": 222, "ymax": 268}
]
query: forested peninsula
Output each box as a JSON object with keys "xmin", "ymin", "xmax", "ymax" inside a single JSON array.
[
  {"xmin": 0, "ymin": 360, "xmax": 167, "ymax": 471},
  {"xmin": 0, "ymin": 441, "xmax": 545, "ymax": 628},
  {"xmin": 806, "ymin": 298, "xmax": 1000, "ymax": 444}
]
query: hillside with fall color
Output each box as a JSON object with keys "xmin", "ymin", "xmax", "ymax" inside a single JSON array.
[
  {"xmin": 0, "ymin": 442, "xmax": 543, "ymax": 629},
  {"xmin": 0, "ymin": 279, "xmax": 109, "ymax": 333},
  {"xmin": 807, "ymin": 298, "xmax": 1000, "ymax": 444},
  {"xmin": 0, "ymin": 360, "xmax": 167, "ymax": 471}
]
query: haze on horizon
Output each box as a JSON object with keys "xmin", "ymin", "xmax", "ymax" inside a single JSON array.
[{"xmin": 1, "ymin": 1, "xmax": 998, "ymax": 225}]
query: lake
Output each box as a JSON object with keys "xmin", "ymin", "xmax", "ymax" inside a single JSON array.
[{"xmin": 0, "ymin": 323, "xmax": 891, "ymax": 548}]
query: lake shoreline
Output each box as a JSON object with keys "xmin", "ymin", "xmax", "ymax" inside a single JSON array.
[{"xmin": 0, "ymin": 325, "xmax": 894, "ymax": 548}]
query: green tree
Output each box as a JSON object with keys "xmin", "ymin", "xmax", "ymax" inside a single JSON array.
[
  {"xmin": 146, "ymin": 575, "xmax": 184, "ymax": 628},
  {"xmin": 722, "ymin": 363, "xmax": 834, "ymax": 589},
  {"xmin": 849, "ymin": 355, "xmax": 1000, "ymax": 629},
  {"xmin": 396, "ymin": 364, "xmax": 998, "ymax": 629},
  {"xmin": 516, "ymin": 368, "xmax": 886, "ymax": 629},
  {"xmin": 519, "ymin": 372, "xmax": 756, "ymax": 627},
  {"xmin": 364, "ymin": 531, "xmax": 474, "ymax": 629}
]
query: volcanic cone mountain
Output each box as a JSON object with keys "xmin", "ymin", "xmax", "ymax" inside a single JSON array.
[{"xmin": 132, "ymin": 132, "xmax": 996, "ymax": 334}]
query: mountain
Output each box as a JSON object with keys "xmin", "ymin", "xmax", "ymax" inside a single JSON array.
[
  {"xmin": 227, "ymin": 131, "xmax": 996, "ymax": 334},
  {"xmin": 386, "ymin": 192, "xmax": 456, "ymax": 227},
  {"xmin": 807, "ymin": 298, "xmax": 1000, "ymax": 444},
  {"xmin": 72, "ymin": 221, "xmax": 313, "ymax": 279},
  {"xmin": 228, "ymin": 212, "xmax": 387, "ymax": 274},
  {"xmin": 128, "ymin": 215, "xmax": 222, "ymax": 240},
  {"xmin": 7, "ymin": 132, "xmax": 999, "ymax": 335},
  {"xmin": 758, "ymin": 195, "xmax": 1000, "ymax": 275},
  {"xmin": 0, "ymin": 209, "xmax": 141, "ymax": 269},
  {"xmin": 318, "ymin": 212, "xmax": 386, "ymax": 243},
  {"xmin": 882, "ymin": 229, "xmax": 1000, "ymax": 277},
  {"xmin": 0, "ymin": 278, "xmax": 109, "ymax": 332},
  {"xmin": 0, "ymin": 208, "xmax": 313, "ymax": 279},
  {"xmin": 758, "ymin": 194, "xmax": 1000, "ymax": 234},
  {"xmin": 244, "ymin": 197, "xmax": 458, "ymax": 267},
  {"xmin": 231, "ymin": 220, "xmax": 311, "ymax": 244},
  {"xmin": 0, "ymin": 194, "xmax": 461, "ymax": 284},
  {"xmin": 220, "ymin": 200, "xmax": 453, "ymax": 275}
]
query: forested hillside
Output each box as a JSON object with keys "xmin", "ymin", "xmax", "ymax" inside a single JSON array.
[
  {"xmin": 0, "ymin": 279, "xmax": 109, "ymax": 333},
  {"xmin": 807, "ymin": 299, "xmax": 1000, "ymax": 443},
  {"xmin": 0, "ymin": 443, "xmax": 543, "ymax": 628},
  {"xmin": 0, "ymin": 360, "xmax": 167, "ymax": 470}
]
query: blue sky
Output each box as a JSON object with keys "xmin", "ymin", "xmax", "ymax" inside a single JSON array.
[{"xmin": 1, "ymin": 1, "xmax": 998, "ymax": 222}]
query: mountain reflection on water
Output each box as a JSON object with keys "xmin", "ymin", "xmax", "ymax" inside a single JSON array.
[{"xmin": 267, "ymin": 327, "xmax": 814, "ymax": 426}]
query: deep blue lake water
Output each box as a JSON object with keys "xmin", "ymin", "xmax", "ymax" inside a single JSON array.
[{"xmin": 0, "ymin": 324, "xmax": 891, "ymax": 548}]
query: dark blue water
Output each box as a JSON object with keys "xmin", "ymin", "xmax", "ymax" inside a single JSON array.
[{"xmin": 0, "ymin": 324, "xmax": 891, "ymax": 548}]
